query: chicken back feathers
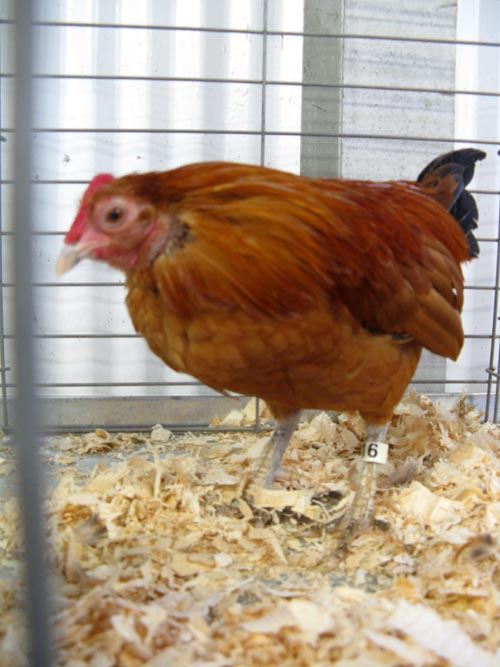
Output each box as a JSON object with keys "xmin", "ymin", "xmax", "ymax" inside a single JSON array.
[{"xmin": 59, "ymin": 149, "xmax": 485, "ymax": 423}]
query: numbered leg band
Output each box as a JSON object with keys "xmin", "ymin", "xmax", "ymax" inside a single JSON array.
[{"xmin": 362, "ymin": 441, "xmax": 389, "ymax": 464}]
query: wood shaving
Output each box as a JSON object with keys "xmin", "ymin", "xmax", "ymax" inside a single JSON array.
[{"xmin": 0, "ymin": 392, "xmax": 499, "ymax": 666}]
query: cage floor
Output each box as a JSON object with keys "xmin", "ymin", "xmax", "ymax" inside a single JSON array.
[{"xmin": 0, "ymin": 394, "xmax": 499, "ymax": 666}]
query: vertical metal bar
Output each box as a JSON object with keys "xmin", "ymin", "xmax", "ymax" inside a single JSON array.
[
  {"xmin": 484, "ymin": 193, "xmax": 500, "ymax": 421},
  {"xmin": 492, "ymin": 190, "xmax": 500, "ymax": 421},
  {"xmin": 493, "ymin": 326, "xmax": 500, "ymax": 422},
  {"xmin": 0, "ymin": 20, "xmax": 10, "ymax": 429},
  {"xmin": 259, "ymin": 0, "xmax": 269, "ymax": 167},
  {"xmin": 13, "ymin": 1, "xmax": 53, "ymax": 665},
  {"xmin": 0, "ymin": 234, "xmax": 10, "ymax": 429},
  {"xmin": 255, "ymin": 0, "xmax": 269, "ymax": 434}
]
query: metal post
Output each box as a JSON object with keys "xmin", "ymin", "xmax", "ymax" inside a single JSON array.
[
  {"xmin": 300, "ymin": 0, "xmax": 344, "ymax": 178},
  {"xmin": 259, "ymin": 0, "xmax": 269, "ymax": 167},
  {"xmin": 0, "ymin": 15, "xmax": 9, "ymax": 429},
  {"xmin": 13, "ymin": 0, "xmax": 53, "ymax": 664},
  {"xmin": 255, "ymin": 0, "xmax": 269, "ymax": 433},
  {"xmin": 491, "ymin": 188, "xmax": 500, "ymax": 422},
  {"xmin": 484, "ymin": 186, "xmax": 500, "ymax": 422}
]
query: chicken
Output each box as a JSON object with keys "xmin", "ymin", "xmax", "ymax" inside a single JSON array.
[{"xmin": 56, "ymin": 148, "xmax": 485, "ymax": 533}]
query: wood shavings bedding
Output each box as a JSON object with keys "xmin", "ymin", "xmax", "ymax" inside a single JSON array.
[{"xmin": 1, "ymin": 393, "xmax": 500, "ymax": 666}]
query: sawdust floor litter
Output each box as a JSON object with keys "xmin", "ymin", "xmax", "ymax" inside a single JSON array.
[{"xmin": 0, "ymin": 393, "xmax": 500, "ymax": 666}]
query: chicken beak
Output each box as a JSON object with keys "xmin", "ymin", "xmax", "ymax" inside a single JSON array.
[
  {"xmin": 56, "ymin": 225, "xmax": 112, "ymax": 276},
  {"xmin": 56, "ymin": 244, "xmax": 83, "ymax": 276}
]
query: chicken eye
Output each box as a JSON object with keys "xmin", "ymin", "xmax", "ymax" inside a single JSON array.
[{"xmin": 106, "ymin": 207, "xmax": 123, "ymax": 223}]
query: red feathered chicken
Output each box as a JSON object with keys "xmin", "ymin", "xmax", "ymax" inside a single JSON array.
[{"xmin": 57, "ymin": 148, "xmax": 485, "ymax": 531}]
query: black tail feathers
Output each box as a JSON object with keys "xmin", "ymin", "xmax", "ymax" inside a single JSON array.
[{"xmin": 417, "ymin": 148, "xmax": 486, "ymax": 258}]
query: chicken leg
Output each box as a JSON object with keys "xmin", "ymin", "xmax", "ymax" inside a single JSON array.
[
  {"xmin": 341, "ymin": 423, "xmax": 388, "ymax": 534},
  {"xmin": 247, "ymin": 410, "xmax": 301, "ymax": 491}
]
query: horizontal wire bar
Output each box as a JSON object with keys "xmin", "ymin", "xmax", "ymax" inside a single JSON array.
[
  {"xmin": 2, "ymin": 72, "xmax": 500, "ymax": 99},
  {"xmin": 10, "ymin": 230, "xmax": 500, "ymax": 241},
  {"xmin": 410, "ymin": 380, "xmax": 488, "ymax": 384},
  {"xmin": 3, "ymin": 332, "xmax": 498, "ymax": 340},
  {"xmin": 466, "ymin": 334, "xmax": 500, "ymax": 339},
  {"xmin": 1, "ymin": 231, "xmax": 66, "ymax": 236},
  {"xmin": 6, "ymin": 333, "xmax": 140, "ymax": 339},
  {"xmin": 2, "ymin": 378, "xmax": 490, "ymax": 388},
  {"xmin": 15, "ymin": 232, "xmax": 500, "ymax": 241},
  {"xmin": 8, "ymin": 381, "xmax": 205, "ymax": 388},
  {"xmin": 464, "ymin": 285, "xmax": 500, "ymax": 291},
  {"xmin": 1, "ymin": 182, "xmax": 499, "ymax": 197},
  {"xmin": 1, "ymin": 282, "xmax": 498, "ymax": 291},
  {"xmin": 1, "ymin": 19, "xmax": 500, "ymax": 47},
  {"xmin": 1, "ymin": 283, "xmax": 498, "ymax": 290},
  {"xmin": 463, "ymin": 237, "xmax": 500, "ymax": 242},
  {"xmin": 1, "ymin": 180, "xmax": 98, "ymax": 186},
  {"xmin": 38, "ymin": 423, "xmax": 267, "ymax": 435},
  {"xmin": 0, "ymin": 282, "xmax": 125, "ymax": 289},
  {"xmin": 0, "ymin": 128, "xmax": 497, "ymax": 146},
  {"xmin": 38, "ymin": 426, "xmax": 267, "ymax": 435},
  {"xmin": 2, "ymin": 378, "xmax": 488, "ymax": 398}
]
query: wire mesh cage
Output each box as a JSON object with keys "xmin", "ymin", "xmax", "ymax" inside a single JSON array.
[
  {"xmin": 1, "ymin": 1, "xmax": 500, "ymax": 665},
  {"xmin": 1, "ymin": 0, "xmax": 499, "ymax": 432}
]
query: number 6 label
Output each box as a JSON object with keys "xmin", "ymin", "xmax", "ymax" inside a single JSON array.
[{"xmin": 362, "ymin": 441, "xmax": 389, "ymax": 464}]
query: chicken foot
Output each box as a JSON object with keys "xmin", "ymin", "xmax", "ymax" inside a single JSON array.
[
  {"xmin": 247, "ymin": 411, "xmax": 301, "ymax": 492},
  {"xmin": 340, "ymin": 423, "xmax": 388, "ymax": 535}
]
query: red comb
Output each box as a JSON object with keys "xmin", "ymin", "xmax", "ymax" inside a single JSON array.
[{"xmin": 65, "ymin": 173, "xmax": 115, "ymax": 244}]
